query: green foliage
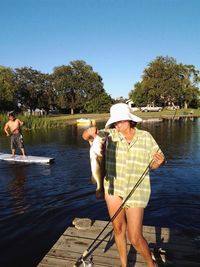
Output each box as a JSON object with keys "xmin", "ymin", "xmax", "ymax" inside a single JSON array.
[
  {"xmin": 129, "ymin": 82, "xmax": 147, "ymax": 107},
  {"xmin": 0, "ymin": 113, "xmax": 8, "ymax": 130},
  {"xmin": 53, "ymin": 60, "xmax": 105, "ymax": 114},
  {"xmin": 84, "ymin": 92, "xmax": 113, "ymax": 113},
  {"xmin": 0, "ymin": 114, "xmax": 64, "ymax": 130},
  {"xmin": 0, "ymin": 66, "xmax": 17, "ymax": 111},
  {"xmin": 14, "ymin": 67, "xmax": 54, "ymax": 113},
  {"xmin": 178, "ymin": 64, "xmax": 200, "ymax": 108},
  {"xmin": 129, "ymin": 56, "xmax": 200, "ymax": 108}
]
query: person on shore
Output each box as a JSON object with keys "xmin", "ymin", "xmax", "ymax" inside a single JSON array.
[
  {"xmin": 4, "ymin": 112, "xmax": 26, "ymax": 157},
  {"xmin": 82, "ymin": 103, "xmax": 165, "ymax": 267}
]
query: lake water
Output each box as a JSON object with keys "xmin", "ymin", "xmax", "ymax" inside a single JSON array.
[{"xmin": 0, "ymin": 118, "xmax": 200, "ymax": 267}]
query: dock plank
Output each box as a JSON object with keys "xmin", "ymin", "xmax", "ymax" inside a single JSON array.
[{"xmin": 38, "ymin": 219, "xmax": 200, "ymax": 267}]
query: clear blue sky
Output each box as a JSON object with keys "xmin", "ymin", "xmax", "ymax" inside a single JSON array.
[{"xmin": 1, "ymin": 0, "xmax": 200, "ymax": 98}]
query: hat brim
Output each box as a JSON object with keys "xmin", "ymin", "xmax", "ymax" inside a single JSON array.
[{"xmin": 105, "ymin": 113, "xmax": 142, "ymax": 128}]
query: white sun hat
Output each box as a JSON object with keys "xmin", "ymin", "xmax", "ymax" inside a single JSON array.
[{"xmin": 105, "ymin": 103, "xmax": 142, "ymax": 128}]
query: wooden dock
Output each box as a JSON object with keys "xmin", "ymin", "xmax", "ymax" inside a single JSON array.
[{"xmin": 38, "ymin": 219, "xmax": 200, "ymax": 267}]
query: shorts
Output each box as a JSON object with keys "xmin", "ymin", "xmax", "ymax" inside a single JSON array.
[{"xmin": 11, "ymin": 133, "xmax": 24, "ymax": 150}]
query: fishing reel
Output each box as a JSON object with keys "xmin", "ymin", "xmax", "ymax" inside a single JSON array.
[{"xmin": 81, "ymin": 256, "xmax": 94, "ymax": 267}]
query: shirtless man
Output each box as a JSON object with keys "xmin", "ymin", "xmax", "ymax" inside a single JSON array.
[{"xmin": 4, "ymin": 112, "xmax": 26, "ymax": 157}]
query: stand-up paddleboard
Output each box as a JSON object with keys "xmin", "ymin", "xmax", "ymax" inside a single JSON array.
[{"xmin": 0, "ymin": 153, "xmax": 55, "ymax": 164}]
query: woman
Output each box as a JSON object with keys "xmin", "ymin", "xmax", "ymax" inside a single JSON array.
[{"xmin": 82, "ymin": 103, "xmax": 165, "ymax": 267}]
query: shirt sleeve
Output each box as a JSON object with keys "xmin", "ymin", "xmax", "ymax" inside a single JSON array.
[{"xmin": 146, "ymin": 131, "xmax": 164, "ymax": 158}]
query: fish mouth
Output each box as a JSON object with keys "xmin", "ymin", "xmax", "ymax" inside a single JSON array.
[{"xmin": 97, "ymin": 131, "xmax": 110, "ymax": 138}]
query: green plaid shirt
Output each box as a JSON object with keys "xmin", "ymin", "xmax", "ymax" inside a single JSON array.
[{"xmin": 103, "ymin": 128, "xmax": 161, "ymax": 208}]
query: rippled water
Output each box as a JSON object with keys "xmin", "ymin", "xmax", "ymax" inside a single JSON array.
[{"xmin": 0, "ymin": 118, "xmax": 200, "ymax": 267}]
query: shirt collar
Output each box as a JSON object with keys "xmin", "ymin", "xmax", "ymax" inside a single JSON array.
[{"xmin": 111, "ymin": 128, "xmax": 138, "ymax": 143}]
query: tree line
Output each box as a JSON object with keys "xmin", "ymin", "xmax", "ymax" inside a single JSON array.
[
  {"xmin": 0, "ymin": 56, "xmax": 200, "ymax": 114},
  {"xmin": 0, "ymin": 60, "xmax": 113, "ymax": 114}
]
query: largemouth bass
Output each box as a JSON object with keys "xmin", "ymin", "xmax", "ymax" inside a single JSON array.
[{"xmin": 89, "ymin": 131, "xmax": 109, "ymax": 199}]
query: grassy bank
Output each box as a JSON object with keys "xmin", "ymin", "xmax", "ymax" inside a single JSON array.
[
  {"xmin": 50, "ymin": 108, "xmax": 199, "ymax": 124},
  {"xmin": 0, "ymin": 113, "xmax": 110, "ymax": 130},
  {"xmin": 0, "ymin": 114, "xmax": 59, "ymax": 130},
  {"xmin": 0, "ymin": 108, "xmax": 199, "ymax": 130},
  {"xmin": 135, "ymin": 108, "xmax": 200, "ymax": 119}
]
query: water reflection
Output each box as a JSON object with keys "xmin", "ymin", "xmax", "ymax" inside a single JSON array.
[
  {"xmin": 22, "ymin": 125, "xmax": 87, "ymax": 149},
  {"xmin": 139, "ymin": 117, "xmax": 199, "ymax": 160},
  {"xmin": 8, "ymin": 165, "xmax": 30, "ymax": 214}
]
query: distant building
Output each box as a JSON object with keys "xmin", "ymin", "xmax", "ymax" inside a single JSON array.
[{"xmin": 24, "ymin": 108, "xmax": 46, "ymax": 116}]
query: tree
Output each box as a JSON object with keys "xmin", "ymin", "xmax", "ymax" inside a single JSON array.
[
  {"xmin": 36, "ymin": 74, "xmax": 55, "ymax": 113},
  {"xmin": 142, "ymin": 56, "xmax": 183, "ymax": 106},
  {"xmin": 84, "ymin": 92, "xmax": 113, "ymax": 113},
  {"xmin": 14, "ymin": 67, "xmax": 54, "ymax": 113},
  {"xmin": 129, "ymin": 56, "xmax": 200, "ymax": 108},
  {"xmin": 53, "ymin": 60, "xmax": 105, "ymax": 114},
  {"xmin": 129, "ymin": 82, "xmax": 148, "ymax": 107},
  {"xmin": 0, "ymin": 66, "xmax": 16, "ymax": 111},
  {"xmin": 178, "ymin": 64, "xmax": 200, "ymax": 108}
]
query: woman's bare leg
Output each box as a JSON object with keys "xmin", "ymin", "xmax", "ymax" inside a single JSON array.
[
  {"xmin": 105, "ymin": 194, "xmax": 127, "ymax": 267},
  {"xmin": 126, "ymin": 207, "xmax": 156, "ymax": 267}
]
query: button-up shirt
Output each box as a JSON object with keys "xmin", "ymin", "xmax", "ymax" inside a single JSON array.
[{"xmin": 102, "ymin": 127, "xmax": 161, "ymax": 208}]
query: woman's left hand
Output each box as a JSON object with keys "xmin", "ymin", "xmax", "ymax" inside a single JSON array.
[{"xmin": 150, "ymin": 152, "xmax": 165, "ymax": 169}]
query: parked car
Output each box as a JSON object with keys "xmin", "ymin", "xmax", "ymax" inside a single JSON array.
[
  {"xmin": 166, "ymin": 105, "xmax": 180, "ymax": 110},
  {"xmin": 140, "ymin": 106, "xmax": 163, "ymax": 112},
  {"xmin": 130, "ymin": 107, "xmax": 140, "ymax": 112}
]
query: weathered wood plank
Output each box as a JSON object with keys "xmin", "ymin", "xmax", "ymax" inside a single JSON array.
[
  {"xmin": 64, "ymin": 221, "xmax": 170, "ymax": 237},
  {"xmin": 52, "ymin": 231, "xmax": 197, "ymax": 256},
  {"xmin": 62, "ymin": 226, "xmax": 197, "ymax": 254},
  {"xmin": 37, "ymin": 219, "xmax": 200, "ymax": 267},
  {"xmin": 40, "ymin": 235, "xmax": 199, "ymax": 264},
  {"xmin": 63, "ymin": 225, "xmax": 170, "ymax": 245}
]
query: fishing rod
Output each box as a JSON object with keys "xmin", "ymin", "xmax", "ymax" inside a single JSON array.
[{"xmin": 74, "ymin": 150, "xmax": 160, "ymax": 267}]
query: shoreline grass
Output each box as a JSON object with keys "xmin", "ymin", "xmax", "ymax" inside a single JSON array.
[{"xmin": 0, "ymin": 108, "xmax": 199, "ymax": 130}]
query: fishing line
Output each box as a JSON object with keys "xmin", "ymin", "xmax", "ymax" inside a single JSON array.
[{"xmin": 74, "ymin": 150, "xmax": 160, "ymax": 266}]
